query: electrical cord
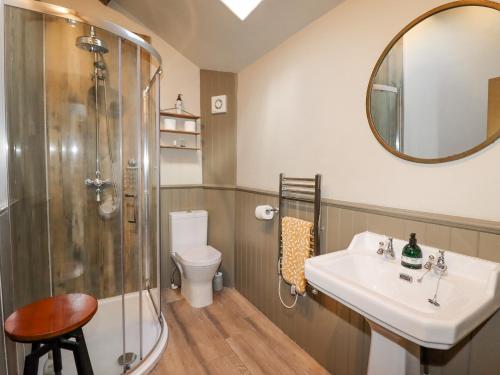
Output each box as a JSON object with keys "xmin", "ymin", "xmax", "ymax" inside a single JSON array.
[
  {"xmin": 278, "ymin": 276, "xmax": 298, "ymax": 309},
  {"xmin": 277, "ymin": 256, "xmax": 299, "ymax": 308}
]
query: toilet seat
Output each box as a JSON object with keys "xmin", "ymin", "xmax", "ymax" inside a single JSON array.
[{"xmin": 174, "ymin": 245, "xmax": 221, "ymax": 267}]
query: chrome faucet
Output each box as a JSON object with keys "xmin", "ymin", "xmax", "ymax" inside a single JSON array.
[
  {"xmin": 423, "ymin": 254, "xmax": 436, "ymax": 270},
  {"xmin": 385, "ymin": 237, "xmax": 395, "ymax": 259},
  {"xmin": 432, "ymin": 250, "xmax": 447, "ymax": 275},
  {"xmin": 85, "ymin": 170, "xmax": 112, "ymax": 202},
  {"xmin": 377, "ymin": 238, "xmax": 395, "ymax": 259},
  {"xmin": 417, "ymin": 254, "xmax": 436, "ymax": 283},
  {"xmin": 427, "ymin": 251, "xmax": 447, "ymax": 307}
]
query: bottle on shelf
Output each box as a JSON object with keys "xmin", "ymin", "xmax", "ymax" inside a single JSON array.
[{"xmin": 175, "ymin": 94, "xmax": 183, "ymax": 114}]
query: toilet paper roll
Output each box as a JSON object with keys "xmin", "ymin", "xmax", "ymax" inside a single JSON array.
[
  {"xmin": 185, "ymin": 120, "xmax": 196, "ymax": 132},
  {"xmin": 255, "ymin": 205, "xmax": 275, "ymax": 220},
  {"xmin": 163, "ymin": 118, "xmax": 176, "ymax": 130}
]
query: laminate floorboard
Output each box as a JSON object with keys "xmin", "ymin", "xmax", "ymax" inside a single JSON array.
[{"xmin": 151, "ymin": 288, "xmax": 330, "ymax": 375}]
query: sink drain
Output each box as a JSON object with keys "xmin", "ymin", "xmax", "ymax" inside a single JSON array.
[{"xmin": 118, "ymin": 352, "xmax": 137, "ymax": 369}]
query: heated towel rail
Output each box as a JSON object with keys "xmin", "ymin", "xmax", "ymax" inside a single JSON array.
[{"xmin": 277, "ymin": 173, "xmax": 322, "ymax": 276}]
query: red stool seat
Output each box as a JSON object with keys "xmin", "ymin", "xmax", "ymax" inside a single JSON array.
[
  {"xmin": 5, "ymin": 293, "xmax": 97, "ymax": 342},
  {"xmin": 4, "ymin": 293, "xmax": 97, "ymax": 375}
]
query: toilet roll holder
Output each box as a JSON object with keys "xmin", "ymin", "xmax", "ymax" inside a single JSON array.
[{"xmin": 265, "ymin": 207, "xmax": 279, "ymax": 215}]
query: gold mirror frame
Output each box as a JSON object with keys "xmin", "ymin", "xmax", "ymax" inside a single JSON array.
[{"xmin": 366, "ymin": 0, "xmax": 500, "ymax": 164}]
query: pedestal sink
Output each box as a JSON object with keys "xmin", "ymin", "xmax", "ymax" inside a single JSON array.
[{"xmin": 304, "ymin": 232, "xmax": 500, "ymax": 375}]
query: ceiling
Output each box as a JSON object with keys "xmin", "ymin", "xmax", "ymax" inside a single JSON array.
[{"xmin": 110, "ymin": 0, "xmax": 345, "ymax": 72}]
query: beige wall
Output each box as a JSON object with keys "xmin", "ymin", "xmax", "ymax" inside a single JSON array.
[
  {"xmin": 237, "ymin": 0, "xmax": 500, "ymax": 222},
  {"xmin": 51, "ymin": 0, "xmax": 202, "ymax": 185}
]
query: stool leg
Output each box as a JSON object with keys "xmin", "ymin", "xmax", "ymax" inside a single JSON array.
[
  {"xmin": 74, "ymin": 328, "xmax": 94, "ymax": 375},
  {"xmin": 23, "ymin": 343, "xmax": 41, "ymax": 375},
  {"xmin": 52, "ymin": 343, "xmax": 63, "ymax": 375}
]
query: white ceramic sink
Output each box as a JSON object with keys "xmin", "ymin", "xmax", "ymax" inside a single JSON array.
[{"xmin": 305, "ymin": 231, "xmax": 500, "ymax": 375}]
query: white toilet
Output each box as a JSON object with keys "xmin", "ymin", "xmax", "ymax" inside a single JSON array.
[{"xmin": 169, "ymin": 210, "xmax": 222, "ymax": 308}]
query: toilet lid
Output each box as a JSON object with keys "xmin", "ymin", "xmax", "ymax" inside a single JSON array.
[{"xmin": 175, "ymin": 245, "xmax": 221, "ymax": 267}]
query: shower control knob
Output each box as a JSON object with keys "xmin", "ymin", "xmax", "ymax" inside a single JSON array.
[{"xmin": 85, "ymin": 177, "xmax": 111, "ymax": 188}]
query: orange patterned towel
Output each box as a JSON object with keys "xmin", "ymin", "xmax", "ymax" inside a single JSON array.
[{"xmin": 281, "ymin": 216, "xmax": 314, "ymax": 295}]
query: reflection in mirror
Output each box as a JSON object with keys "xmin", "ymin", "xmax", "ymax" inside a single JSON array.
[{"xmin": 368, "ymin": 4, "xmax": 500, "ymax": 162}]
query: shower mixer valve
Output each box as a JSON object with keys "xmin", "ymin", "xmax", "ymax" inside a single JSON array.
[{"xmin": 85, "ymin": 171, "xmax": 112, "ymax": 202}]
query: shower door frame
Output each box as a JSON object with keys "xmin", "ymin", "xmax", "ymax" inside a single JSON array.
[
  {"xmin": 372, "ymin": 83, "xmax": 404, "ymax": 153},
  {"xmin": 0, "ymin": 1, "xmax": 165, "ymax": 373},
  {"xmin": 0, "ymin": 1, "xmax": 13, "ymax": 373}
]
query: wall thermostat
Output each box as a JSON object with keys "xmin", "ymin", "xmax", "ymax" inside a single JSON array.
[{"xmin": 211, "ymin": 95, "xmax": 227, "ymax": 114}]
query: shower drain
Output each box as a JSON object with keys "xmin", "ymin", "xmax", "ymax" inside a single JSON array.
[{"xmin": 118, "ymin": 352, "xmax": 138, "ymax": 369}]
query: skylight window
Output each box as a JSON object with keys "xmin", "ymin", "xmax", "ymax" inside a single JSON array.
[{"xmin": 219, "ymin": 0, "xmax": 264, "ymax": 20}]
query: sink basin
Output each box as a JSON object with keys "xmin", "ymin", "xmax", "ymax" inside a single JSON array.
[{"xmin": 305, "ymin": 231, "xmax": 500, "ymax": 375}]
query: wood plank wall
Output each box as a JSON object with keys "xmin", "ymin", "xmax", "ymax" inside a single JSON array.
[
  {"xmin": 0, "ymin": 210, "xmax": 18, "ymax": 374},
  {"xmin": 200, "ymin": 70, "xmax": 237, "ymax": 186},
  {"xmin": 44, "ymin": 16, "xmax": 124, "ymax": 299},
  {"xmin": 4, "ymin": 7, "xmax": 153, "ymax": 305},
  {"xmin": 4, "ymin": 7, "xmax": 51, "ymax": 309},
  {"xmin": 160, "ymin": 187, "xmax": 235, "ymax": 289},
  {"xmin": 158, "ymin": 70, "xmax": 238, "ymax": 290},
  {"xmin": 235, "ymin": 188, "xmax": 500, "ymax": 375},
  {"xmin": 235, "ymin": 190, "xmax": 371, "ymax": 375}
]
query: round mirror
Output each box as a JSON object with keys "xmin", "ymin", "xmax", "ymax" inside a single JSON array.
[{"xmin": 367, "ymin": 2, "xmax": 500, "ymax": 163}]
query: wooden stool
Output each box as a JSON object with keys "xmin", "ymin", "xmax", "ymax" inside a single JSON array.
[{"xmin": 4, "ymin": 293, "xmax": 97, "ymax": 375}]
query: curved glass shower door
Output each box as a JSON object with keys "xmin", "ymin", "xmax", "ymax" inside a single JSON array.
[{"xmin": 3, "ymin": 3, "xmax": 163, "ymax": 374}]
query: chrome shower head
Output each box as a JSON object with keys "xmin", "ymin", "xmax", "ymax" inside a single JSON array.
[{"xmin": 76, "ymin": 26, "xmax": 108, "ymax": 54}]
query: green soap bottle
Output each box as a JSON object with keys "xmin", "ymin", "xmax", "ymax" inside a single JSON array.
[{"xmin": 401, "ymin": 233, "xmax": 423, "ymax": 269}]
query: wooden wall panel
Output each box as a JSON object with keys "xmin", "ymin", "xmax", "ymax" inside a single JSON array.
[
  {"xmin": 204, "ymin": 188, "xmax": 235, "ymax": 287},
  {"xmin": 235, "ymin": 190, "xmax": 370, "ymax": 375},
  {"xmin": 160, "ymin": 187, "xmax": 205, "ymax": 289},
  {"xmin": 234, "ymin": 189, "xmax": 500, "ymax": 375},
  {"xmin": 4, "ymin": 7, "xmax": 51, "ymax": 308},
  {"xmin": 162, "ymin": 185, "xmax": 500, "ymax": 374},
  {"xmin": 0, "ymin": 210, "xmax": 18, "ymax": 374},
  {"xmin": 160, "ymin": 186, "xmax": 236, "ymax": 289},
  {"xmin": 200, "ymin": 70, "xmax": 237, "ymax": 185},
  {"xmin": 44, "ymin": 16, "xmax": 124, "ymax": 299}
]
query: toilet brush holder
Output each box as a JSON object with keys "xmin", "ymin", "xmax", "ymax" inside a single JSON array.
[{"xmin": 213, "ymin": 272, "xmax": 223, "ymax": 292}]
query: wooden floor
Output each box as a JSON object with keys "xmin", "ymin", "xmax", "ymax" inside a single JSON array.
[{"xmin": 151, "ymin": 288, "xmax": 330, "ymax": 375}]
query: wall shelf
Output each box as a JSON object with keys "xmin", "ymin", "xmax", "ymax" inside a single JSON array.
[
  {"xmin": 160, "ymin": 109, "xmax": 201, "ymax": 151},
  {"xmin": 160, "ymin": 129, "xmax": 200, "ymax": 135},
  {"xmin": 160, "ymin": 145, "xmax": 200, "ymax": 151},
  {"xmin": 160, "ymin": 111, "xmax": 200, "ymax": 120}
]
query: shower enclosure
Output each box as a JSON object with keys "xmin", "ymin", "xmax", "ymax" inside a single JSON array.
[{"xmin": 0, "ymin": 1, "xmax": 166, "ymax": 374}]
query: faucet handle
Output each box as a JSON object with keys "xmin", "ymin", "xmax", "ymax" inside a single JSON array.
[
  {"xmin": 377, "ymin": 241, "xmax": 385, "ymax": 255},
  {"xmin": 424, "ymin": 254, "xmax": 435, "ymax": 270},
  {"xmin": 437, "ymin": 250, "xmax": 446, "ymax": 265},
  {"xmin": 385, "ymin": 237, "xmax": 395, "ymax": 259},
  {"xmin": 433, "ymin": 250, "xmax": 447, "ymax": 274}
]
